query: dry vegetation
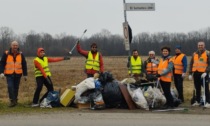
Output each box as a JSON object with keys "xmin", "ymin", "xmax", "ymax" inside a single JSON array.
[{"xmin": 0, "ymin": 56, "xmax": 194, "ymax": 104}]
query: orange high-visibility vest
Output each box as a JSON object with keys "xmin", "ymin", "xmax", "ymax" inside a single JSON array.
[
  {"xmin": 4, "ymin": 51, "xmax": 23, "ymax": 74},
  {"xmin": 146, "ymin": 59, "xmax": 158, "ymax": 74},
  {"xmin": 158, "ymin": 58, "xmax": 172, "ymax": 82},
  {"xmin": 192, "ymin": 51, "xmax": 208, "ymax": 72},
  {"xmin": 173, "ymin": 54, "xmax": 185, "ymax": 74},
  {"xmin": 85, "ymin": 51, "xmax": 100, "ymax": 71}
]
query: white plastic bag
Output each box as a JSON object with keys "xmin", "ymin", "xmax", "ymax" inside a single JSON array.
[
  {"xmin": 144, "ymin": 86, "xmax": 166, "ymax": 108},
  {"xmin": 127, "ymin": 84, "xmax": 149, "ymax": 110},
  {"xmin": 74, "ymin": 77, "xmax": 95, "ymax": 103}
]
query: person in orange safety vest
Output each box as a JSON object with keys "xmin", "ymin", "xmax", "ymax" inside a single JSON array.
[
  {"xmin": 144, "ymin": 50, "xmax": 159, "ymax": 82},
  {"xmin": 172, "ymin": 45, "xmax": 187, "ymax": 103},
  {"xmin": 156, "ymin": 46, "xmax": 174, "ymax": 109},
  {"xmin": 189, "ymin": 41, "xmax": 210, "ymax": 108},
  {"xmin": 0, "ymin": 41, "xmax": 28, "ymax": 107}
]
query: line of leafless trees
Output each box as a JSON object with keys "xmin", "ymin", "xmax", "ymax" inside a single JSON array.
[{"xmin": 0, "ymin": 27, "xmax": 210, "ymax": 57}]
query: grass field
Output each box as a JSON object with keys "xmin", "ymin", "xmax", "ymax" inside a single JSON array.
[{"xmin": 0, "ymin": 56, "xmax": 195, "ymax": 104}]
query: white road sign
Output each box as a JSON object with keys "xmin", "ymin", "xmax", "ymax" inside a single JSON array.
[
  {"xmin": 123, "ymin": 22, "xmax": 130, "ymax": 51},
  {"xmin": 124, "ymin": 3, "xmax": 155, "ymax": 11}
]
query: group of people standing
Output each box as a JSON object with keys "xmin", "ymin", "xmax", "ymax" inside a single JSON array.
[
  {"xmin": 127, "ymin": 41, "xmax": 210, "ymax": 108},
  {"xmin": 0, "ymin": 40, "xmax": 209, "ymax": 109},
  {"xmin": 0, "ymin": 41, "xmax": 70, "ymax": 107},
  {"xmin": 0, "ymin": 40, "xmax": 104, "ymax": 107}
]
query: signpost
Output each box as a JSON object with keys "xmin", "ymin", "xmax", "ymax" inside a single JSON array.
[
  {"xmin": 124, "ymin": 3, "xmax": 155, "ymax": 11},
  {"xmin": 122, "ymin": 1, "xmax": 155, "ymax": 51}
]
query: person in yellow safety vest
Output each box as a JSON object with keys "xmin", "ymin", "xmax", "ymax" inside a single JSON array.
[
  {"xmin": 189, "ymin": 41, "xmax": 210, "ymax": 108},
  {"xmin": 127, "ymin": 49, "xmax": 145, "ymax": 81},
  {"xmin": 172, "ymin": 45, "xmax": 187, "ymax": 103},
  {"xmin": 144, "ymin": 50, "xmax": 159, "ymax": 81},
  {"xmin": 156, "ymin": 46, "xmax": 175, "ymax": 109},
  {"xmin": 31, "ymin": 48, "xmax": 70, "ymax": 107},
  {"xmin": 77, "ymin": 42, "xmax": 104, "ymax": 78},
  {"xmin": 0, "ymin": 41, "xmax": 28, "ymax": 107}
]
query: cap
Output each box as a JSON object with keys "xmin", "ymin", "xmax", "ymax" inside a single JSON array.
[{"xmin": 175, "ymin": 45, "xmax": 181, "ymax": 50}]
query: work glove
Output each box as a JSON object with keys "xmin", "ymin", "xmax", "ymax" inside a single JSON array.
[
  {"xmin": 46, "ymin": 76, "xmax": 52, "ymax": 85},
  {"xmin": 148, "ymin": 58, "xmax": 151, "ymax": 62},
  {"xmin": 0, "ymin": 73, "xmax": 4, "ymax": 79},
  {"xmin": 188, "ymin": 75, "xmax": 192, "ymax": 81},
  {"xmin": 23, "ymin": 76, "xmax": 27, "ymax": 81},
  {"xmin": 201, "ymin": 73, "xmax": 207, "ymax": 79},
  {"xmin": 63, "ymin": 56, "xmax": 70, "ymax": 60},
  {"xmin": 156, "ymin": 74, "xmax": 161, "ymax": 78},
  {"xmin": 182, "ymin": 73, "xmax": 186, "ymax": 78}
]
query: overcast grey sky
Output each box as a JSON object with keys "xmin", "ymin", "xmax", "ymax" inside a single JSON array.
[{"xmin": 1, "ymin": 0, "xmax": 210, "ymax": 37}]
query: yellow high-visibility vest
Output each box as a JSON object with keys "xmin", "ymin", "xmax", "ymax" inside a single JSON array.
[
  {"xmin": 34, "ymin": 57, "xmax": 51, "ymax": 77},
  {"xmin": 129, "ymin": 56, "xmax": 142, "ymax": 74},
  {"xmin": 85, "ymin": 51, "xmax": 100, "ymax": 71}
]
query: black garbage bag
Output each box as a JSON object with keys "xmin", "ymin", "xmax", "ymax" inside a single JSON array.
[
  {"xmin": 99, "ymin": 71, "xmax": 114, "ymax": 85},
  {"xmin": 102, "ymin": 80, "xmax": 127, "ymax": 108}
]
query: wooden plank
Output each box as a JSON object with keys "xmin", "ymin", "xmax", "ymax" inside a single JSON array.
[{"xmin": 119, "ymin": 84, "xmax": 137, "ymax": 110}]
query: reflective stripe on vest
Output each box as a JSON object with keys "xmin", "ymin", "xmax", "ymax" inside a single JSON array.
[
  {"xmin": 192, "ymin": 51, "xmax": 208, "ymax": 72},
  {"xmin": 158, "ymin": 58, "xmax": 172, "ymax": 82},
  {"xmin": 85, "ymin": 51, "xmax": 100, "ymax": 71},
  {"xmin": 146, "ymin": 61, "xmax": 158, "ymax": 74},
  {"xmin": 173, "ymin": 53, "xmax": 185, "ymax": 74},
  {"xmin": 34, "ymin": 57, "xmax": 51, "ymax": 77},
  {"xmin": 4, "ymin": 53, "xmax": 23, "ymax": 74},
  {"xmin": 129, "ymin": 56, "xmax": 142, "ymax": 74}
]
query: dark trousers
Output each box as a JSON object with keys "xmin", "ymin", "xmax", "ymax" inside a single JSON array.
[
  {"xmin": 160, "ymin": 80, "xmax": 174, "ymax": 107},
  {"xmin": 6, "ymin": 75, "xmax": 21, "ymax": 101},
  {"xmin": 174, "ymin": 74, "xmax": 184, "ymax": 102},
  {"xmin": 193, "ymin": 72, "xmax": 210, "ymax": 103},
  {"xmin": 32, "ymin": 76, "xmax": 54, "ymax": 104}
]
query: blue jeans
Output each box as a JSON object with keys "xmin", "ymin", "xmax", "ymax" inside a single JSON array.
[{"xmin": 6, "ymin": 75, "xmax": 21, "ymax": 101}]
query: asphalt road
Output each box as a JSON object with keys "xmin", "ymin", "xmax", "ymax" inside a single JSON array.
[{"xmin": 1, "ymin": 112, "xmax": 210, "ymax": 126}]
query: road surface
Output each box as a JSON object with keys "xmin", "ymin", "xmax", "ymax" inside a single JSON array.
[{"xmin": 1, "ymin": 111, "xmax": 210, "ymax": 126}]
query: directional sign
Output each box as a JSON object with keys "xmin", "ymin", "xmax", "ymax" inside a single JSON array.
[{"xmin": 124, "ymin": 3, "xmax": 155, "ymax": 11}]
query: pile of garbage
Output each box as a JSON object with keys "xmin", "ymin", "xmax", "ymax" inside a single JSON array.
[{"xmin": 41, "ymin": 71, "xmax": 181, "ymax": 110}]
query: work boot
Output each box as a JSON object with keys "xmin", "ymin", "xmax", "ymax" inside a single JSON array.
[{"xmin": 8, "ymin": 100, "xmax": 17, "ymax": 107}]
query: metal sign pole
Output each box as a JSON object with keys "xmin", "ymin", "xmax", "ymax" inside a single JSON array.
[
  {"xmin": 123, "ymin": 0, "xmax": 127, "ymax": 22},
  {"xmin": 123, "ymin": 0, "xmax": 132, "ymax": 75}
]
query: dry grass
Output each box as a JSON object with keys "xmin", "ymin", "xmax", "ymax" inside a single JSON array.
[{"xmin": 0, "ymin": 56, "xmax": 194, "ymax": 104}]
